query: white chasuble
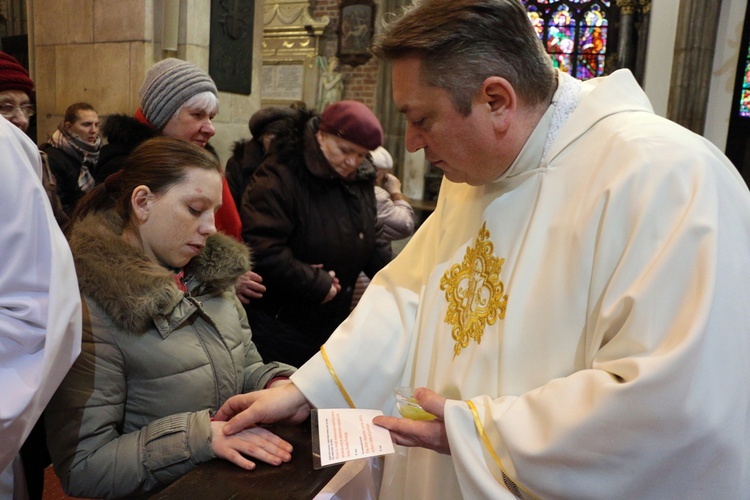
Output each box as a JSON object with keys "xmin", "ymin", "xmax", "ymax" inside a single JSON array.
[{"xmin": 295, "ymin": 70, "xmax": 750, "ymax": 499}]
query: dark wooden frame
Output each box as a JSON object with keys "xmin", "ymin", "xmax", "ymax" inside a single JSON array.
[{"xmin": 337, "ymin": 0, "xmax": 376, "ymax": 67}]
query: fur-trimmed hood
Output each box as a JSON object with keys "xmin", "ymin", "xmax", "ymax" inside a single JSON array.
[
  {"xmin": 69, "ymin": 211, "xmax": 250, "ymax": 334},
  {"xmin": 230, "ymin": 137, "xmax": 265, "ymax": 172}
]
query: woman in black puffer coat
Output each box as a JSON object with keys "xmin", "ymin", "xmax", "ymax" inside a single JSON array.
[{"xmin": 241, "ymin": 101, "xmax": 392, "ymax": 367}]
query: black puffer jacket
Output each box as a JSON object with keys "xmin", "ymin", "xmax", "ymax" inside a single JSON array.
[
  {"xmin": 39, "ymin": 144, "xmax": 88, "ymax": 215},
  {"xmin": 240, "ymin": 109, "xmax": 392, "ymax": 367},
  {"xmin": 94, "ymin": 114, "xmax": 158, "ymax": 183},
  {"xmin": 226, "ymin": 138, "xmax": 265, "ymax": 208}
]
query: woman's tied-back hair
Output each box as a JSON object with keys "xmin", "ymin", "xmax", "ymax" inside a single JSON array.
[
  {"xmin": 370, "ymin": 0, "xmax": 556, "ymax": 116},
  {"xmin": 67, "ymin": 137, "xmax": 221, "ymax": 233}
]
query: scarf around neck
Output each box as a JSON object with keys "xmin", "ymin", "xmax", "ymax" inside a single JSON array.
[
  {"xmin": 50, "ymin": 125, "xmax": 102, "ymax": 166},
  {"xmin": 50, "ymin": 124, "xmax": 102, "ymax": 191}
]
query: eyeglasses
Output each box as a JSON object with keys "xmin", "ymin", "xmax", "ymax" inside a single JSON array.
[{"xmin": 0, "ymin": 103, "xmax": 35, "ymax": 119}]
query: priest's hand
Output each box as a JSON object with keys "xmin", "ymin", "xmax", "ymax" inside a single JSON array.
[
  {"xmin": 373, "ymin": 387, "xmax": 450, "ymax": 455},
  {"xmin": 215, "ymin": 383, "xmax": 312, "ymax": 435}
]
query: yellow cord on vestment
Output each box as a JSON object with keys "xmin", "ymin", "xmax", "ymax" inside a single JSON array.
[
  {"xmin": 466, "ymin": 399, "xmax": 536, "ymax": 499},
  {"xmin": 320, "ymin": 345, "xmax": 355, "ymax": 408}
]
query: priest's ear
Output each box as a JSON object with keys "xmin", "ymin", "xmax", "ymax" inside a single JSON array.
[
  {"xmin": 131, "ymin": 185, "xmax": 154, "ymax": 223},
  {"xmin": 479, "ymin": 76, "xmax": 516, "ymax": 133}
]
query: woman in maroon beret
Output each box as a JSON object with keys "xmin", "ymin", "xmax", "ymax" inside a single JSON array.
[{"xmin": 240, "ymin": 100, "xmax": 392, "ymax": 367}]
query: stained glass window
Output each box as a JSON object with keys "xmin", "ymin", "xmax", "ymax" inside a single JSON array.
[
  {"xmin": 739, "ymin": 44, "xmax": 750, "ymax": 117},
  {"xmin": 521, "ymin": 0, "xmax": 611, "ymax": 80}
]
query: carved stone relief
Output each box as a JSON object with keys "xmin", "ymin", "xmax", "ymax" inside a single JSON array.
[{"xmin": 261, "ymin": 1, "xmax": 330, "ymax": 107}]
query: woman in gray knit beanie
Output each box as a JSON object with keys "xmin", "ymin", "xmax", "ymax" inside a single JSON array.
[
  {"xmin": 140, "ymin": 58, "xmax": 219, "ymax": 137},
  {"xmin": 95, "ymin": 57, "xmax": 247, "ymax": 242},
  {"xmin": 97, "ymin": 58, "xmax": 220, "ymax": 177},
  {"xmin": 137, "ymin": 58, "xmax": 219, "ymax": 148}
]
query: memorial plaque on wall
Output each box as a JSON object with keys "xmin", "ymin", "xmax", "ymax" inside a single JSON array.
[
  {"xmin": 209, "ymin": 0, "xmax": 254, "ymax": 95},
  {"xmin": 262, "ymin": 64, "xmax": 304, "ymax": 102}
]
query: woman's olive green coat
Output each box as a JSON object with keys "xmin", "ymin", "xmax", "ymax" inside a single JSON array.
[{"xmin": 46, "ymin": 212, "xmax": 295, "ymax": 498}]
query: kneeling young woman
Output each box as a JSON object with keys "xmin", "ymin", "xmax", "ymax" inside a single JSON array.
[{"xmin": 47, "ymin": 137, "xmax": 296, "ymax": 498}]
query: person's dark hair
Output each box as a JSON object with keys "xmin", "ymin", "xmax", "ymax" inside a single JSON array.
[
  {"xmin": 67, "ymin": 137, "xmax": 220, "ymax": 233},
  {"xmin": 64, "ymin": 102, "xmax": 97, "ymax": 125},
  {"xmin": 261, "ymin": 120, "xmax": 288, "ymax": 141},
  {"xmin": 289, "ymin": 100, "xmax": 308, "ymax": 112},
  {"xmin": 371, "ymin": 0, "xmax": 555, "ymax": 115}
]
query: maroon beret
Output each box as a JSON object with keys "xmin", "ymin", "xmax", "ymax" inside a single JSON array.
[
  {"xmin": 0, "ymin": 52, "xmax": 34, "ymax": 96},
  {"xmin": 319, "ymin": 100, "xmax": 383, "ymax": 151}
]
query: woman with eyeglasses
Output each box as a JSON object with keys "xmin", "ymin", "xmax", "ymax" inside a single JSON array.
[
  {"xmin": 0, "ymin": 54, "xmax": 35, "ymax": 131},
  {"xmin": 240, "ymin": 101, "xmax": 393, "ymax": 368},
  {"xmin": 0, "ymin": 51, "xmax": 68, "ymax": 227},
  {"xmin": 0, "ymin": 99, "xmax": 35, "ymax": 129}
]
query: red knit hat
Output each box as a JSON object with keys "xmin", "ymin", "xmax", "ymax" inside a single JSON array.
[
  {"xmin": 319, "ymin": 100, "xmax": 383, "ymax": 151},
  {"xmin": 0, "ymin": 52, "xmax": 34, "ymax": 96}
]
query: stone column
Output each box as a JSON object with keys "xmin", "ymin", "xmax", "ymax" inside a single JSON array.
[
  {"xmin": 616, "ymin": 0, "xmax": 638, "ymax": 71},
  {"xmin": 615, "ymin": 0, "xmax": 652, "ymax": 83},
  {"xmin": 30, "ymin": 0, "xmax": 155, "ymax": 144},
  {"xmin": 633, "ymin": 0, "xmax": 652, "ymax": 83},
  {"xmin": 667, "ymin": 0, "xmax": 722, "ymax": 134}
]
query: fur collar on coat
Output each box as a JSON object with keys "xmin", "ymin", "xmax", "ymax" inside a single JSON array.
[
  {"xmin": 69, "ymin": 211, "xmax": 250, "ymax": 334},
  {"xmin": 230, "ymin": 138, "xmax": 262, "ymax": 167}
]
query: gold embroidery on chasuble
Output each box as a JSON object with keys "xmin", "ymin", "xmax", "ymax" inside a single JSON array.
[{"xmin": 440, "ymin": 221, "xmax": 508, "ymax": 357}]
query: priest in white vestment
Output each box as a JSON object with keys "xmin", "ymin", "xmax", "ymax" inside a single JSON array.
[
  {"xmin": 0, "ymin": 116, "xmax": 82, "ymax": 498},
  {"xmin": 217, "ymin": 1, "xmax": 750, "ymax": 498}
]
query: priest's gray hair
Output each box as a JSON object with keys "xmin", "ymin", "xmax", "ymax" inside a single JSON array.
[{"xmin": 371, "ymin": 0, "xmax": 555, "ymax": 116}]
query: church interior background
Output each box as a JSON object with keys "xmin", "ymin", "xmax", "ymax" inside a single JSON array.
[{"xmin": 1, "ymin": 0, "xmax": 749, "ymax": 201}]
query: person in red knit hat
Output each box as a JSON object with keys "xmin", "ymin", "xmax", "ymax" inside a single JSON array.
[
  {"xmin": 0, "ymin": 51, "xmax": 35, "ymax": 131},
  {"xmin": 0, "ymin": 52, "xmax": 67, "ymax": 229}
]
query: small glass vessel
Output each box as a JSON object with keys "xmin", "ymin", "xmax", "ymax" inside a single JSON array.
[{"xmin": 394, "ymin": 386, "xmax": 436, "ymax": 421}]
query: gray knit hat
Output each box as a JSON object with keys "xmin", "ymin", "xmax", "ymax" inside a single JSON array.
[{"xmin": 139, "ymin": 58, "xmax": 218, "ymax": 129}]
